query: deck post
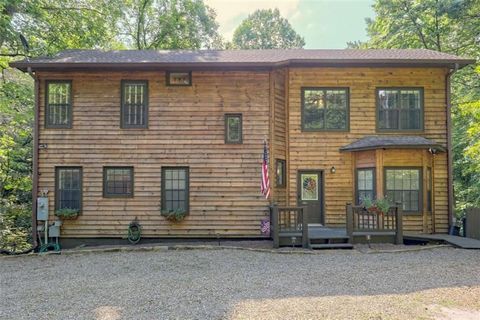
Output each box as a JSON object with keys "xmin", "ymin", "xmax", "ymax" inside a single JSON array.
[
  {"xmin": 301, "ymin": 207, "xmax": 309, "ymax": 248},
  {"xmin": 395, "ymin": 203, "xmax": 403, "ymax": 245},
  {"xmin": 346, "ymin": 203, "xmax": 353, "ymax": 243},
  {"xmin": 271, "ymin": 205, "xmax": 279, "ymax": 248}
]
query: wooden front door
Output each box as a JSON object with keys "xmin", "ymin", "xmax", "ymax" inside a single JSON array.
[{"xmin": 297, "ymin": 170, "xmax": 324, "ymax": 225}]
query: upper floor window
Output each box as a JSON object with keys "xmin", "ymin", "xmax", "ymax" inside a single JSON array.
[
  {"xmin": 103, "ymin": 167, "xmax": 134, "ymax": 197},
  {"xmin": 121, "ymin": 80, "xmax": 148, "ymax": 128},
  {"xmin": 356, "ymin": 168, "xmax": 375, "ymax": 204},
  {"xmin": 166, "ymin": 71, "xmax": 192, "ymax": 86},
  {"xmin": 301, "ymin": 88, "xmax": 349, "ymax": 131},
  {"xmin": 377, "ymin": 88, "xmax": 423, "ymax": 131},
  {"xmin": 225, "ymin": 114, "xmax": 242, "ymax": 144},
  {"xmin": 46, "ymin": 81, "xmax": 72, "ymax": 128},
  {"xmin": 385, "ymin": 168, "xmax": 421, "ymax": 213},
  {"xmin": 55, "ymin": 167, "xmax": 82, "ymax": 211}
]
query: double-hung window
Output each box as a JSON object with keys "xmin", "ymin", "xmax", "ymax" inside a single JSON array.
[
  {"xmin": 162, "ymin": 167, "xmax": 189, "ymax": 212},
  {"xmin": 121, "ymin": 80, "xmax": 148, "ymax": 128},
  {"xmin": 377, "ymin": 88, "xmax": 423, "ymax": 131},
  {"xmin": 55, "ymin": 167, "xmax": 82, "ymax": 211},
  {"xmin": 385, "ymin": 168, "xmax": 422, "ymax": 213},
  {"xmin": 356, "ymin": 168, "xmax": 375, "ymax": 204},
  {"xmin": 46, "ymin": 81, "xmax": 72, "ymax": 128},
  {"xmin": 301, "ymin": 88, "xmax": 349, "ymax": 131}
]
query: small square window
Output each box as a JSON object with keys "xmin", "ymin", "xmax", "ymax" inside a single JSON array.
[
  {"xmin": 275, "ymin": 159, "xmax": 286, "ymax": 187},
  {"xmin": 166, "ymin": 71, "xmax": 192, "ymax": 86},
  {"xmin": 225, "ymin": 114, "xmax": 243, "ymax": 144},
  {"xmin": 103, "ymin": 167, "xmax": 134, "ymax": 197}
]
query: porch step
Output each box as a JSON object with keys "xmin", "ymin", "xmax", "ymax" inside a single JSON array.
[{"xmin": 310, "ymin": 243, "xmax": 354, "ymax": 250}]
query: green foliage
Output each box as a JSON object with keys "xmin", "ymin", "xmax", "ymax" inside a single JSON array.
[
  {"xmin": 0, "ymin": 199, "xmax": 32, "ymax": 253},
  {"xmin": 231, "ymin": 8, "xmax": 305, "ymax": 49},
  {"xmin": 54, "ymin": 208, "xmax": 80, "ymax": 219},
  {"xmin": 119, "ymin": 0, "xmax": 222, "ymax": 49},
  {"xmin": 354, "ymin": 0, "xmax": 480, "ymax": 212},
  {"xmin": 360, "ymin": 196, "xmax": 391, "ymax": 214},
  {"xmin": 161, "ymin": 208, "xmax": 187, "ymax": 222}
]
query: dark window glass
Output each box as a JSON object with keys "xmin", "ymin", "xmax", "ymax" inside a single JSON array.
[
  {"xmin": 302, "ymin": 88, "xmax": 349, "ymax": 131},
  {"xmin": 357, "ymin": 168, "xmax": 375, "ymax": 204},
  {"xmin": 166, "ymin": 72, "xmax": 191, "ymax": 86},
  {"xmin": 385, "ymin": 168, "xmax": 421, "ymax": 213},
  {"xmin": 162, "ymin": 167, "xmax": 189, "ymax": 212},
  {"xmin": 427, "ymin": 167, "xmax": 432, "ymax": 212},
  {"xmin": 225, "ymin": 114, "xmax": 242, "ymax": 143},
  {"xmin": 103, "ymin": 167, "xmax": 133, "ymax": 197},
  {"xmin": 55, "ymin": 167, "xmax": 82, "ymax": 211},
  {"xmin": 46, "ymin": 81, "xmax": 72, "ymax": 128},
  {"xmin": 121, "ymin": 81, "xmax": 148, "ymax": 128},
  {"xmin": 377, "ymin": 88, "xmax": 423, "ymax": 130},
  {"xmin": 276, "ymin": 159, "xmax": 286, "ymax": 187}
]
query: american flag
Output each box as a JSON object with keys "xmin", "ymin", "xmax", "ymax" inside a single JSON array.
[{"xmin": 261, "ymin": 140, "xmax": 270, "ymax": 199}]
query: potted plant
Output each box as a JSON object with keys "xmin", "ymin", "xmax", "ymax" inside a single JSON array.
[
  {"xmin": 360, "ymin": 197, "xmax": 390, "ymax": 216},
  {"xmin": 54, "ymin": 208, "xmax": 80, "ymax": 220},
  {"xmin": 161, "ymin": 208, "xmax": 187, "ymax": 223}
]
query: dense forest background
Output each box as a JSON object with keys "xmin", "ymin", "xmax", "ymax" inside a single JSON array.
[{"xmin": 1, "ymin": 0, "xmax": 478, "ymax": 251}]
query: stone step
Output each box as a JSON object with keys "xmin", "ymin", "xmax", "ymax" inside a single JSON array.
[{"xmin": 310, "ymin": 243, "xmax": 354, "ymax": 250}]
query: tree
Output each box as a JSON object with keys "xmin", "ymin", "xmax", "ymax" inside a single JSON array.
[
  {"xmin": 231, "ymin": 8, "xmax": 305, "ymax": 49},
  {"xmin": 350, "ymin": 0, "xmax": 480, "ymax": 211},
  {"xmin": 0, "ymin": 0, "xmax": 123, "ymax": 251},
  {"xmin": 118, "ymin": 0, "xmax": 222, "ymax": 49}
]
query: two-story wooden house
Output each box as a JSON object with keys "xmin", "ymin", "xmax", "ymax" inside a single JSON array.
[{"xmin": 11, "ymin": 49, "xmax": 474, "ymax": 246}]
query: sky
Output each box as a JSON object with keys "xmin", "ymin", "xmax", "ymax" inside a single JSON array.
[{"xmin": 204, "ymin": 0, "xmax": 376, "ymax": 49}]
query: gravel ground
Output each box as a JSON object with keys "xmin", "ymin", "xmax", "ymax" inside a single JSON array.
[{"xmin": 1, "ymin": 247, "xmax": 479, "ymax": 320}]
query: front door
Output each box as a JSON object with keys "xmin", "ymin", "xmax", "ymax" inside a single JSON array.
[{"xmin": 297, "ymin": 170, "xmax": 324, "ymax": 225}]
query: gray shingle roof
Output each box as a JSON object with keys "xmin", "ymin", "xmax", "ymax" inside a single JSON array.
[
  {"xmin": 10, "ymin": 49, "xmax": 475, "ymax": 71},
  {"xmin": 339, "ymin": 136, "xmax": 445, "ymax": 152}
]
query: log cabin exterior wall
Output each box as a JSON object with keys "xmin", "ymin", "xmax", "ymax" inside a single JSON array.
[
  {"xmin": 286, "ymin": 67, "xmax": 449, "ymax": 233},
  {"xmin": 37, "ymin": 70, "xmax": 272, "ymax": 238},
  {"xmin": 35, "ymin": 66, "xmax": 450, "ymax": 239},
  {"xmin": 271, "ymin": 68, "xmax": 288, "ymax": 206}
]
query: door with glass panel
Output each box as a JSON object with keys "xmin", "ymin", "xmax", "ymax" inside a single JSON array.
[{"xmin": 297, "ymin": 170, "xmax": 323, "ymax": 224}]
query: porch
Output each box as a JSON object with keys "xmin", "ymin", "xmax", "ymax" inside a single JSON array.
[{"xmin": 270, "ymin": 203, "xmax": 403, "ymax": 249}]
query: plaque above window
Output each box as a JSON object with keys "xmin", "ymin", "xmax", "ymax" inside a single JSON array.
[{"xmin": 166, "ymin": 71, "xmax": 192, "ymax": 86}]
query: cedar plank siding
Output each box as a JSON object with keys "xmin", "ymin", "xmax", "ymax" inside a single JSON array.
[
  {"xmin": 37, "ymin": 71, "xmax": 271, "ymax": 238},
  {"xmin": 286, "ymin": 67, "xmax": 448, "ymax": 233},
  {"xmin": 271, "ymin": 68, "xmax": 288, "ymax": 206},
  {"xmin": 36, "ymin": 66, "xmax": 450, "ymax": 239}
]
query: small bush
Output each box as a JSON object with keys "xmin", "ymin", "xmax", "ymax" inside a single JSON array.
[
  {"xmin": 0, "ymin": 200, "xmax": 32, "ymax": 253},
  {"xmin": 161, "ymin": 208, "xmax": 187, "ymax": 222}
]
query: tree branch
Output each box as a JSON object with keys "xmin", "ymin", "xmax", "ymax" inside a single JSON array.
[{"xmin": 40, "ymin": 6, "xmax": 105, "ymax": 16}]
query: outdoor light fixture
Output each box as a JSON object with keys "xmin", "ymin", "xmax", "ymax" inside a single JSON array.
[{"xmin": 330, "ymin": 166, "xmax": 336, "ymax": 173}]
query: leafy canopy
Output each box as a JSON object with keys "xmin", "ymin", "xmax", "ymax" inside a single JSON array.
[
  {"xmin": 119, "ymin": 0, "xmax": 222, "ymax": 49},
  {"xmin": 350, "ymin": 0, "xmax": 480, "ymax": 211},
  {"xmin": 231, "ymin": 8, "xmax": 305, "ymax": 49}
]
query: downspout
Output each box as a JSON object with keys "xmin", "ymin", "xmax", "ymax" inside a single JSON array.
[
  {"xmin": 28, "ymin": 67, "xmax": 39, "ymax": 248},
  {"xmin": 446, "ymin": 63, "xmax": 459, "ymax": 233}
]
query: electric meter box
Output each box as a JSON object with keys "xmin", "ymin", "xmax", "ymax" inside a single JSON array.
[
  {"xmin": 37, "ymin": 197, "xmax": 49, "ymax": 221},
  {"xmin": 48, "ymin": 225, "xmax": 60, "ymax": 238}
]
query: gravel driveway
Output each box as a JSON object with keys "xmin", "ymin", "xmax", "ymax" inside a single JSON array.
[{"xmin": 1, "ymin": 247, "xmax": 479, "ymax": 320}]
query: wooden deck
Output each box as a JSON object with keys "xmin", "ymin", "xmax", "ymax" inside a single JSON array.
[{"xmin": 404, "ymin": 233, "xmax": 480, "ymax": 249}]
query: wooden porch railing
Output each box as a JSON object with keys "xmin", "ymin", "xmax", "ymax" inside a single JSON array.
[
  {"xmin": 271, "ymin": 205, "xmax": 309, "ymax": 248},
  {"xmin": 346, "ymin": 203, "xmax": 403, "ymax": 244}
]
